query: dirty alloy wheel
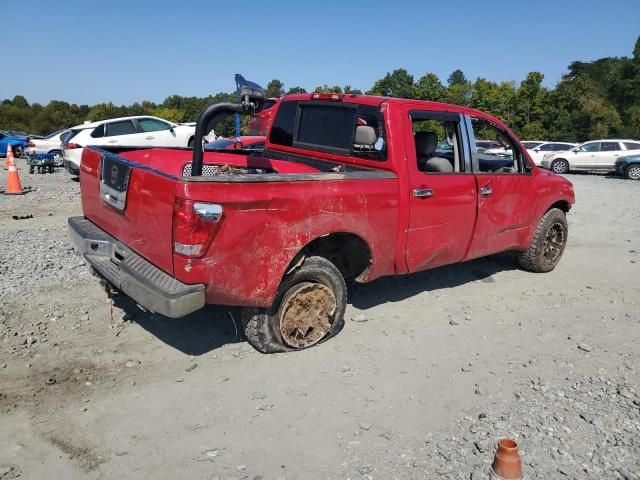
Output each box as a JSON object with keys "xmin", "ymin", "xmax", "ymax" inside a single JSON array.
[
  {"xmin": 551, "ymin": 159, "xmax": 569, "ymax": 174},
  {"xmin": 13, "ymin": 146, "xmax": 24, "ymax": 158},
  {"xmin": 517, "ymin": 208, "xmax": 568, "ymax": 273},
  {"xmin": 625, "ymin": 164, "xmax": 640, "ymax": 180},
  {"xmin": 241, "ymin": 256, "xmax": 347, "ymax": 353},
  {"xmin": 51, "ymin": 150, "xmax": 64, "ymax": 167}
]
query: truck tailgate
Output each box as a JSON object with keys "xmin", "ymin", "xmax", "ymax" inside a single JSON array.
[{"xmin": 79, "ymin": 147, "xmax": 176, "ymax": 275}]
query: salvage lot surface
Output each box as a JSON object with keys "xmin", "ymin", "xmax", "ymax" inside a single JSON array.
[{"xmin": 0, "ymin": 163, "xmax": 639, "ymax": 479}]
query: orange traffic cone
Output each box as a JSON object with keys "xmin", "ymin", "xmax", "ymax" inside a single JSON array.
[
  {"xmin": 4, "ymin": 163, "xmax": 24, "ymax": 195},
  {"xmin": 4, "ymin": 144, "xmax": 15, "ymax": 170},
  {"xmin": 490, "ymin": 438, "xmax": 523, "ymax": 480}
]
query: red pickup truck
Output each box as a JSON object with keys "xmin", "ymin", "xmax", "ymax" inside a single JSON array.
[{"xmin": 69, "ymin": 92, "xmax": 575, "ymax": 353}]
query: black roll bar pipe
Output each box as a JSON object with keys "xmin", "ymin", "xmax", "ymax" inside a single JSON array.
[{"xmin": 191, "ymin": 103, "xmax": 244, "ymax": 177}]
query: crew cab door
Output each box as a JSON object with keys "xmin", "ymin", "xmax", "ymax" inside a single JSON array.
[
  {"xmin": 403, "ymin": 109, "xmax": 477, "ymax": 272},
  {"xmin": 103, "ymin": 119, "xmax": 145, "ymax": 147},
  {"xmin": 464, "ymin": 116, "xmax": 537, "ymax": 259}
]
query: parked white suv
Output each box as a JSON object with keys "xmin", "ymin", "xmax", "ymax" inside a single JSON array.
[
  {"xmin": 526, "ymin": 141, "xmax": 576, "ymax": 165},
  {"xmin": 28, "ymin": 129, "xmax": 71, "ymax": 166},
  {"xmin": 541, "ymin": 139, "xmax": 640, "ymax": 174},
  {"xmin": 62, "ymin": 116, "xmax": 197, "ymax": 175}
]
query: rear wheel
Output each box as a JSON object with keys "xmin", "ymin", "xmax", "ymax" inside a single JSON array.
[
  {"xmin": 187, "ymin": 137, "xmax": 194, "ymax": 148},
  {"xmin": 517, "ymin": 208, "xmax": 568, "ymax": 273},
  {"xmin": 551, "ymin": 159, "xmax": 569, "ymax": 174},
  {"xmin": 13, "ymin": 146, "xmax": 24, "ymax": 158},
  {"xmin": 29, "ymin": 165, "xmax": 34, "ymax": 174},
  {"xmin": 241, "ymin": 256, "xmax": 347, "ymax": 353},
  {"xmin": 50, "ymin": 150, "xmax": 63, "ymax": 167},
  {"xmin": 625, "ymin": 164, "xmax": 640, "ymax": 180}
]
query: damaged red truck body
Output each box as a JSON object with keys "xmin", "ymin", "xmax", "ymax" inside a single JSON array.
[{"xmin": 69, "ymin": 93, "xmax": 575, "ymax": 353}]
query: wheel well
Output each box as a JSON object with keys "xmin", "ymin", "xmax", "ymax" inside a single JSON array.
[
  {"xmin": 547, "ymin": 200, "xmax": 571, "ymax": 213},
  {"xmin": 288, "ymin": 233, "xmax": 372, "ymax": 283},
  {"xmin": 187, "ymin": 136, "xmax": 194, "ymax": 147}
]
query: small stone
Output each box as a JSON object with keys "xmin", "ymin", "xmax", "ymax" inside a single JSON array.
[
  {"xmin": 236, "ymin": 465, "xmax": 246, "ymax": 471},
  {"xmin": 205, "ymin": 449, "xmax": 222, "ymax": 458},
  {"xmin": 449, "ymin": 318, "xmax": 459, "ymax": 326},
  {"xmin": 577, "ymin": 343, "xmax": 593, "ymax": 352},
  {"xmin": 25, "ymin": 336, "xmax": 36, "ymax": 347},
  {"xmin": 185, "ymin": 363, "xmax": 198, "ymax": 372},
  {"xmin": 379, "ymin": 431, "xmax": 393, "ymax": 440},
  {"xmin": 351, "ymin": 312, "xmax": 368, "ymax": 322},
  {"xmin": 125, "ymin": 360, "xmax": 139, "ymax": 368},
  {"xmin": 359, "ymin": 422, "xmax": 371, "ymax": 431}
]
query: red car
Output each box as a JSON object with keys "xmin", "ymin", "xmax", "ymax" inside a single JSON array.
[
  {"xmin": 247, "ymin": 98, "xmax": 279, "ymax": 135},
  {"xmin": 69, "ymin": 93, "xmax": 574, "ymax": 353},
  {"xmin": 204, "ymin": 136, "xmax": 265, "ymax": 151}
]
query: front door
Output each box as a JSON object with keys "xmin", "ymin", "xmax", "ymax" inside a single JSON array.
[
  {"xmin": 465, "ymin": 116, "xmax": 536, "ymax": 260},
  {"xmin": 403, "ymin": 108, "xmax": 478, "ymax": 272}
]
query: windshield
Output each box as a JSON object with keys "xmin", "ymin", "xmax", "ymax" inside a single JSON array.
[{"xmin": 522, "ymin": 141, "xmax": 543, "ymax": 149}]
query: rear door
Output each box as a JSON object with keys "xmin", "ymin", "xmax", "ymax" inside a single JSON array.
[
  {"xmin": 465, "ymin": 116, "xmax": 536, "ymax": 259},
  {"xmin": 104, "ymin": 120, "xmax": 146, "ymax": 147},
  {"xmin": 598, "ymin": 141, "xmax": 623, "ymax": 171},
  {"xmin": 402, "ymin": 108, "xmax": 477, "ymax": 272},
  {"xmin": 573, "ymin": 142, "xmax": 600, "ymax": 170},
  {"xmin": 135, "ymin": 117, "xmax": 177, "ymax": 146}
]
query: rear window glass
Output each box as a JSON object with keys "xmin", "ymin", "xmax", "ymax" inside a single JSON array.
[
  {"xmin": 91, "ymin": 124, "xmax": 105, "ymax": 138},
  {"xmin": 601, "ymin": 142, "xmax": 620, "ymax": 151},
  {"xmin": 269, "ymin": 100, "xmax": 386, "ymax": 160},
  {"xmin": 65, "ymin": 129, "xmax": 85, "ymax": 143},
  {"xmin": 296, "ymin": 104, "xmax": 356, "ymax": 152},
  {"xmin": 624, "ymin": 142, "xmax": 640, "ymax": 150},
  {"xmin": 269, "ymin": 101, "xmax": 296, "ymax": 146}
]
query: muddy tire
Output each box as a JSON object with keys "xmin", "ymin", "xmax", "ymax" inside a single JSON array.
[
  {"xmin": 625, "ymin": 164, "xmax": 640, "ymax": 180},
  {"xmin": 29, "ymin": 165, "xmax": 34, "ymax": 174},
  {"xmin": 517, "ymin": 208, "xmax": 568, "ymax": 273},
  {"xmin": 241, "ymin": 256, "xmax": 347, "ymax": 353},
  {"xmin": 551, "ymin": 159, "xmax": 569, "ymax": 174}
]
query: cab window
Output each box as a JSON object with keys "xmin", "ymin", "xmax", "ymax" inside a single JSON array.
[
  {"xmin": 410, "ymin": 112, "xmax": 464, "ymax": 173},
  {"xmin": 579, "ymin": 143, "xmax": 600, "ymax": 152},
  {"xmin": 470, "ymin": 118, "xmax": 526, "ymax": 174}
]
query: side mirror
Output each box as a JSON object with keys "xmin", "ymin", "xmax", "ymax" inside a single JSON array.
[{"xmin": 533, "ymin": 148, "xmax": 540, "ymax": 152}]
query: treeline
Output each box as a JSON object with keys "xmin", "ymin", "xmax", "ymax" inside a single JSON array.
[{"xmin": 2, "ymin": 36, "xmax": 639, "ymax": 141}]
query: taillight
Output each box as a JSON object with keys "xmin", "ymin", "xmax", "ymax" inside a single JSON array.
[
  {"xmin": 172, "ymin": 198, "xmax": 223, "ymax": 258},
  {"xmin": 66, "ymin": 143, "xmax": 80, "ymax": 149},
  {"xmin": 28, "ymin": 141, "xmax": 36, "ymax": 147}
]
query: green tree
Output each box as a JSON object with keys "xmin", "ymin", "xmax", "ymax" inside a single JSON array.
[
  {"xmin": 367, "ymin": 69, "xmax": 415, "ymax": 98},
  {"xmin": 286, "ymin": 86, "xmax": 307, "ymax": 94},
  {"xmin": 265, "ymin": 79, "xmax": 284, "ymax": 98},
  {"xmin": 414, "ymin": 73, "xmax": 444, "ymax": 101}
]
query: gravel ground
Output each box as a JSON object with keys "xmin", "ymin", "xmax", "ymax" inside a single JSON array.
[{"xmin": 0, "ymin": 160, "xmax": 639, "ymax": 479}]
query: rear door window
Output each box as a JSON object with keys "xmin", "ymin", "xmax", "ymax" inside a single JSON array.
[
  {"xmin": 623, "ymin": 142, "xmax": 640, "ymax": 150},
  {"xmin": 601, "ymin": 142, "xmax": 621, "ymax": 152},
  {"xmin": 105, "ymin": 120, "xmax": 136, "ymax": 137},
  {"xmin": 138, "ymin": 118, "xmax": 171, "ymax": 132}
]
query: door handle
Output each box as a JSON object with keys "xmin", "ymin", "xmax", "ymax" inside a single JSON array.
[
  {"xmin": 108, "ymin": 140, "xmax": 118, "ymax": 144},
  {"xmin": 412, "ymin": 188, "xmax": 434, "ymax": 198},
  {"xmin": 480, "ymin": 186, "xmax": 493, "ymax": 196},
  {"xmin": 145, "ymin": 136, "xmax": 154, "ymax": 140}
]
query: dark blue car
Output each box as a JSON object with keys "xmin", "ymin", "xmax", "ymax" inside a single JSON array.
[
  {"xmin": 615, "ymin": 154, "xmax": 640, "ymax": 180},
  {"xmin": 0, "ymin": 130, "xmax": 28, "ymax": 157}
]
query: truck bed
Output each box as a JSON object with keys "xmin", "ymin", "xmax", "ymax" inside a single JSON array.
[{"xmin": 78, "ymin": 146, "xmax": 399, "ymax": 308}]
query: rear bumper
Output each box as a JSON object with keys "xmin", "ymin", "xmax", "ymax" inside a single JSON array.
[
  {"xmin": 68, "ymin": 216, "xmax": 205, "ymax": 318},
  {"xmin": 64, "ymin": 159, "xmax": 80, "ymax": 175}
]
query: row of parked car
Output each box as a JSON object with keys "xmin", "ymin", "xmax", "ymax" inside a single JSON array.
[
  {"xmin": 479, "ymin": 138, "xmax": 640, "ymax": 180},
  {"xmin": 4, "ymin": 99, "xmax": 640, "ymax": 180}
]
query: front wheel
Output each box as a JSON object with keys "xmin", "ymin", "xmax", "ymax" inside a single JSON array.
[
  {"xmin": 241, "ymin": 256, "xmax": 347, "ymax": 353},
  {"xmin": 625, "ymin": 164, "xmax": 640, "ymax": 180},
  {"xmin": 551, "ymin": 159, "xmax": 569, "ymax": 174},
  {"xmin": 50, "ymin": 150, "xmax": 63, "ymax": 167},
  {"xmin": 13, "ymin": 146, "xmax": 24, "ymax": 158},
  {"xmin": 517, "ymin": 208, "xmax": 568, "ymax": 273}
]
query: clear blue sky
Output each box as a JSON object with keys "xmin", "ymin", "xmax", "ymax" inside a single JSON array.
[{"xmin": 3, "ymin": 0, "xmax": 639, "ymax": 106}]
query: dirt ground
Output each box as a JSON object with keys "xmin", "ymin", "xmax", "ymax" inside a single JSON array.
[{"xmin": 0, "ymin": 162, "xmax": 639, "ymax": 480}]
